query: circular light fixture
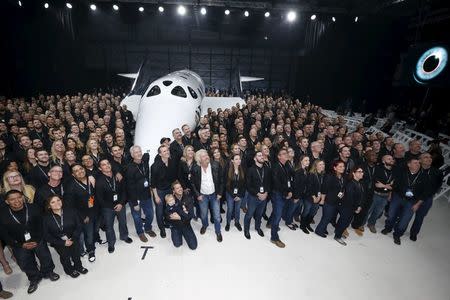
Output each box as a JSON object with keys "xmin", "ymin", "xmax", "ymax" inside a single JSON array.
[
  {"xmin": 44, "ymin": 2, "xmax": 49, "ymax": 9},
  {"xmin": 139, "ymin": 6, "xmax": 144, "ymax": 12},
  {"xmin": 414, "ymin": 47, "xmax": 448, "ymax": 84},
  {"xmin": 287, "ymin": 11, "xmax": 296, "ymax": 22},
  {"xmin": 177, "ymin": 5, "xmax": 186, "ymax": 16},
  {"xmin": 332, "ymin": 17, "xmax": 336, "ymax": 22},
  {"xmin": 264, "ymin": 36, "xmax": 268, "ymax": 40},
  {"xmin": 90, "ymin": 4, "xmax": 96, "ymax": 11},
  {"xmin": 311, "ymin": 14, "xmax": 317, "ymax": 20},
  {"xmin": 200, "ymin": 7, "xmax": 206, "ymax": 15},
  {"xmin": 264, "ymin": 11, "xmax": 270, "ymax": 18},
  {"xmin": 113, "ymin": 4, "xmax": 119, "ymax": 11},
  {"xmin": 66, "ymin": 3, "xmax": 72, "ymax": 9},
  {"xmin": 158, "ymin": 6, "xmax": 164, "ymax": 13},
  {"xmin": 225, "ymin": 9, "xmax": 230, "ymax": 15},
  {"xmin": 244, "ymin": 10, "xmax": 249, "ymax": 17}
]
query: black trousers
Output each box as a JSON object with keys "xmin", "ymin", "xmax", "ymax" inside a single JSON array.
[
  {"xmin": 352, "ymin": 193, "xmax": 374, "ymax": 229},
  {"xmin": 54, "ymin": 240, "xmax": 83, "ymax": 275},
  {"xmin": 12, "ymin": 240, "xmax": 55, "ymax": 282},
  {"xmin": 335, "ymin": 206, "xmax": 354, "ymax": 239}
]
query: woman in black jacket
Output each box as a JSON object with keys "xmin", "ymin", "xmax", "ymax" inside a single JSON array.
[
  {"xmin": 286, "ymin": 155, "xmax": 310, "ymax": 231},
  {"xmin": 43, "ymin": 195, "xmax": 88, "ymax": 278},
  {"xmin": 301, "ymin": 159, "xmax": 326, "ymax": 233},
  {"xmin": 333, "ymin": 166, "xmax": 364, "ymax": 245},
  {"xmin": 178, "ymin": 145, "xmax": 198, "ymax": 218},
  {"xmin": 225, "ymin": 154, "xmax": 246, "ymax": 232}
]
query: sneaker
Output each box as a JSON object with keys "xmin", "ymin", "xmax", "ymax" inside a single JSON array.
[
  {"xmin": 139, "ymin": 234, "xmax": 148, "ymax": 243},
  {"xmin": 271, "ymin": 239, "xmax": 286, "ymax": 248},
  {"xmin": 286, "ymin": 224, "xmax": 296, "ymax": 231},
  {"xmin": 88, "ymin": 253, "xmax": 96, "ymax": 262},
  {"xmin": 334, "ymin": 237, "xmax": 347, "ymax": 246},
  {"xmin": 145, "ymin": 230, "xmax": 157, "ymax": 238},
  {"xmin": 306, "ymin": 224, "xmax": 314, "ymax": 232},
  {"xmin": 300, "ymin": 226, "xmax": 310, "ymax": 234},
  {"xmin": 368, "ymin": 224, "xmax": 377, "ymax": 233}
]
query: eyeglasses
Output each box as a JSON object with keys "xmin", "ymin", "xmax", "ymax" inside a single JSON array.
[{"xmin": 7, "ymin": 174, "xmax": 21, "ymax": 180}]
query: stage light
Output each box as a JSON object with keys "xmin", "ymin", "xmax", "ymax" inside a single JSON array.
[
  {"xmin": 177, "ymin": 5, "xmax": 186, "ymax": 16},
  {"xmin": 414, "ymin": 47, "xmax": 448, "ymax": 83},
  {"xmin": 113, "ymin": 4, "xmax": 119, "ymax": 11},
  {"xmin": 200, "ymin": 7, "xmax": 207, "ymax": 15},
  {"xmin": 354, "ymin": 16, "xmax": 358, "ymax": 22},
  {"xmin": 244, "ymin": 10, "xmax": 249, "ymax": 17},
  {"xmin": 225, "ymin": 9, "xmax": 230, "ymax": 15},
  {"xmin": 287, "ymin": 11, "xmax": 296, "ymax": 22},
  {"xmin": 139, "ymin": 6, "xmax": 144, "ymax": 12},
  {"xmin": 158, "ymin": 6, "xmax": 164, "ymax": 13},
  {"xmin": 18, "ymin": 1, "xmax": 22, "ymax": 7},
  {"xmin": 332, "ymin": 17, "xmax": 336, "ymax": 22},
  {"xmin": 264, "ymin": 11, "xmax": 270, "ymax": 17},
  {"xmin": 310, "ymin": 14, "xmax": 316, "ymax": 20},
  {"xmin": 66, "ymin": 3, "xmax": 72, "ymax": 9},
  {"xmin": 44, "ymin": 2, "xmax": 49, "ymax": 9},
  {"xmin": 264, "ymin": 36, "xmax": 268, "ymax": 40},
  {"xmin": 90, "ymin": 4, "xmax": 96, "ymax": 11}
]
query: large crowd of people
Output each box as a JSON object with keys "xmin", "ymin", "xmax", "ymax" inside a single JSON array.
[{"xmin": 0, "ymin": 92, "xmax": 445, "ymax": 298}]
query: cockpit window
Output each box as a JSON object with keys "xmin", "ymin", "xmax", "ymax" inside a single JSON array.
[
  {"xmin": 171, "ymin": 86, "xmax": 187, "ymax": 98},
  {"xmin": 163, "ymin": 80, "xmax": 172, "ymax": 87},
  {"xmin": 146, "ymin": 85, "xmax": 161, "ymax": 97},
  {"xmin": 188, "ymin": 87, "xmax": 198, "ymax": 99}
]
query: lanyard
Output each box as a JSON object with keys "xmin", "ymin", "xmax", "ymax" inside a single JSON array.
[
  {"xmin": 91, "ymin": 153, "xmax": 99, "ymax": 164},
  {"xmin": 51, "ymin": 212, "xmax": 64, "ymax": 232},
  {"xmin": 75, "ymin": 179, "xmax": 91, "ymax": 195},
  {"xmin": 337, "ymin": 176, "xmax": 344, "ymax": 191},
  {"xmin": 315, "ymin": 174, "xmax": 323, "ymax": 187},
  {"xmin": 256, "ymin": 167, "xmax": 265, "ymax": 184},
  {"xmin": 384, "ymin": 169, "xmax": 392, "ymax": 183},
  {"xmin": 50, "ymin": 184, "xmax": 64, "ymax": 196},
  {"xmin": 38, "ymin": 165, "xmax": 49, "ymax": 179},
  {"xmin": 279, "ymin": 162, "xmax": 289, "ymax": 180},
  {"xmin": 136, "ymin": 162, "xmax": 146, "ymax": 177},
  {"xmin": 9, "ymin": 204, "xmax": 28, "ymax": 225},
  {"xmin": 407, "ymin": 170, "xmax": 421, "ymax": 187},
  {"xmin": 105, "ymin": 176, "xmax": 116, "ymax": 193},
  {"xmin": 367, "ymin": 166, "xmax": 375, "ymax": 182}
]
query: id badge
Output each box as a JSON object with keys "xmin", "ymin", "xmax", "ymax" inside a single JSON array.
[
  {"xmin": 144, "ymin": 180, "xmax": 149, "ymax": 188},
  {"xmin": 405, "ymin": 189, "xmax": 414, "ymax": 198},
  {"xmin": 113, "ymin": 194, "xmax": 118, "ymax": 202},
  {"xmin": 287, "ymin": 181, "xmax": 291, "ymax": 188},
  {"xmin": 188, "ymin": 174, "xmax": 191, "ymax": 181},
  {"xmin": 61, "ymin": 235, "xmax": 68, "ymax": 241},
  {"xmin": 88, "ymin": 196, "xmax": 95, "ymax": 208},
  {"xmin": 337, "ymin": 192, "xmax": 344, "ymax": 199},
  {"xmin": 24, "ymin": 232, "xmax": 31, "ymax": 242},
  {"xmin": 233, "ymin": 188, "xmax": 238, "ymax": 195},
  {"xmin": 259, "ymin": 187, "xmax": 264, "ymax": 193}
]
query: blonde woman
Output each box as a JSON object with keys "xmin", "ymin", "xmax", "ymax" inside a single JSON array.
[
  {"xmin": 85, "ymin": 139, "xmax": 104, "ymax": 168},
  {"xmin": 2, "ymin": 170, "xmax": 35, "ymax": 203},
  {"xmin": 51, "ymin": 140, "xmax": 66, "ymax": 166}
]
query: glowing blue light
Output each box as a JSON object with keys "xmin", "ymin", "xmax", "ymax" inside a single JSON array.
[{"xmin": 414, "ymin": 47, "xmax": 448, "ymax": 83}]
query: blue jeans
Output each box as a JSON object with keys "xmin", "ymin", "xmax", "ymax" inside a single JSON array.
[
  {"xmin": 102, "ymin": 207, "xmax": 129, "ymax": 247},
  {"xmin": 156, "ymin": 189, "xmax": 171, "ymax": 230},
  {"xmin": 365, "ymin": 193, "xmax": 389, "ymax": 226},
  {"xmin": 240, "ymin": 191, "xmax": 248, "ymax": 210},
  {"xmin": 285, "ymin": 199, "xmax": 304, "ymax": 225},
  {"xmin": 315, "ymin": 203, "xmax": 337, "ymax": 236},
  {"xmin": 410, "ymin": 196, "xmax": 433, "ymax": 237},
  {"xmin": 226, "ymin": 192, "xmax": 242, "ymax": 225},
  {"xmin": 384, "ymin": 193, "xmax": 415, "ymax": 238},
  {"xmin": 334, "ymin": 206, "xmax": 354, "ymax": 238},
  {"xmin": 171, "ymin": 225, "xmax": 198, "ymax": 250},
  {"xmin": 270, "ymin": 192, "xmax": 287, "ymax": 241},
  {"xmin": 244, "ymin": 194, "xmax": 266, "ymax": 232},
  {"xmin": 198, "ymin": 193, "xmax": 221, "ymax": 234},
  {"xmin": 130, "ymin": 198, "xmax": 154, "ymax": 235},
  {"xmin": 80, "ymin": 217, "xmax": 95, "ymax": 254},
  {"xmin": 301, "ymin": 200, "xmax": 319, "ymax": 224}
]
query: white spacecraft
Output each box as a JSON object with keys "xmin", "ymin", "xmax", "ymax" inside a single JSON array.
[{"xmin": 119, "ymin": 58, "xmax": 263, "ymax": 162}]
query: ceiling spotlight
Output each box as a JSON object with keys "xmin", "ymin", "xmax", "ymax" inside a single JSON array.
[
  {"xmin": 264, "ymin": 36, "xmax": 268, "ymax": 40},
  {"xmin": 225, "ymin": 9, "xmax": 230, "ymax": 15},
  {"xmin": 310, "ymin": 14, "xmax": 317, "ymax": 20},
  {"xmin": 113, "ymin": 4, "xmax": 119, "ymax": 11},
  {"xmin": 200, "ymin": 7, "xmax": 206, "ymax": 15},
  {"xmin": 158, "ymin": 6, "xmax": 164, "ymax": 13},
  {"xmin": 90, "ymin": 4, "xmax": 96, "ymax": 11},
  {"xmin": 177, "ymin": 5, "xmax": 186, "ymax": 16},
  {"xmin": 332, "ymin": 16, "xmax": 336, "ymax": 22},
  {"xmin": 264, "ymin": 11, "xmax": 270, "ymax": 18},
  {"xmin": 138, "ymin": 6, "xmax": 144, "ymax": 12},
  {"xmin": 287, "ymin": 11, "xmax": 296, "ymax": 22},
  {"xmin": 244, "ymin": 10, "xmax": 249, "ymax": 17},
  {"xmin": 66, "ymin": 3, "xmax": 72, "ymax": 9},
  {"xmin": 44, "ymin": 2, "xmax": 49, "ymax": 8},
  {"xmin": 354, "ymin": 16, "xmax": 359, "ymax": 22},
  {"xmin": 18, "ymin": 1, "xmax": 22, "ymax": 7}
]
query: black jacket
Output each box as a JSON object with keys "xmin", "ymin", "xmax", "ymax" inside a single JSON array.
[
  {"xmin": 164, "ymin": 195, "xmax": 194, "ymax": 228},
  {"xmin": 178, "ymin": 160, "xmax": 197, "ymax": 190},
  {"xmin": 43, "ymin": 208, "xmax": 82, "ymax": 247},
  {"xmin": 246, "ymin": 164, "xmax": 272, "ymax": 197},
  {"xmin": 150, "ymin": 155, "xmax": 178, "ymax": 191},
  {"xmin": 190, "ymin": 161, "xmax": 224, "ymax": 199},
  {"xmin": 293, "ymin": 168, "xmax": 308, "ymax": 200},
  {"xmin": 393, "ymin": 169, "xmax": 426, "ymax": 203},
  {"xmin": 34, "ymin": 182, "xmax": 67, "ymax": 212},
  {"xmin": 29, "ymin": 164, "xmax": 50, "ymax": 189},
  {"xmin": 65, "ymin": 178, "xmax": 97, "ymax": 220},
  {"xmin": 305, "ymin": 172, "xmax": 325, "ymax": 202},
  {"xmin": 422, "ymin": 167, "xmax": 444, "ymax": 198},
  {"xmin": 225, "ymin": 169, "xmax": 246, "ymax": 198},
  {"xmin": 271, "ymin": 161, "xmax": 294, "ymax": 197},
  {"xmin": 344, "ymin": 179, "xmax": 364, "ymax": 210},
  {"xmin": 125, "ymin": 153, "xmax": 151, "ymax": 206},
  {"xmin": 95, "ymin": 172, "xmax": 127, "ymax": 209},
  {"xmin": 322, "ymin": 174, "xmax": 346, "ymax": 206}
]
